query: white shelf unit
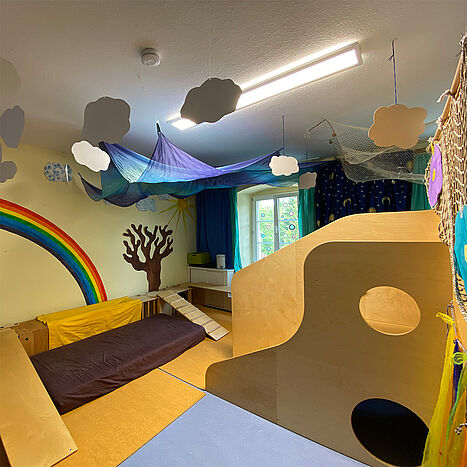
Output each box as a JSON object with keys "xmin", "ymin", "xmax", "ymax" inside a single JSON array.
[{"xmin": 187, "ymin": 266, "xmax": 234, "ymax": 287}]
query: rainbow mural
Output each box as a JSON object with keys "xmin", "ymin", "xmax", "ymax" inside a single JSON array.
[{"xmin": 0, "ymin": 198, "xmax": 107, "ymax": 304}]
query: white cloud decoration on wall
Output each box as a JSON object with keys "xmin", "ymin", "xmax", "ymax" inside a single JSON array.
[
  {"xmin": 135, "ymin": 197, "xmax": 157, "ymax": 212},
  {"xmin": 298, "ymin": 171, "xmax": 317, "ymax": 189},
  {"xmin": 71, "ymin": 140, "xmax": 110, "ymax": 172},
  {"xmin": 44, "ymin": 162, "xmax": 72, "ymax": 182},
  {"xmin": 269, "ymin": 155, "xmax": 299, "ymax": 176}
]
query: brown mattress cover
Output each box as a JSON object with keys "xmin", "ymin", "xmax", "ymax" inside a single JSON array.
[{"xmin": 31, "ymin": 314, "xmax": 205, "ymax": 413}]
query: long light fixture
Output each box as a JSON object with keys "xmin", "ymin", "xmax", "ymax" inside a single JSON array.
[{"xmin": 167, "ymin": 42, "xmax": 362, "ymax": 130}]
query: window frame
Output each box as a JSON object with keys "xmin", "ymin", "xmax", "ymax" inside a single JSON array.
[{"xmin": 251, "ymin": 191, "xmax": 298, "ymax": 262}]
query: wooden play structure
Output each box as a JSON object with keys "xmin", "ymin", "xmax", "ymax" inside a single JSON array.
[
  {"xmin": 205, "ymin": 210, "xmax": 452, "ymax": 466},
  {"xmin": 0, "ymin": 329, "xmax": 77, "ymax": 466}
]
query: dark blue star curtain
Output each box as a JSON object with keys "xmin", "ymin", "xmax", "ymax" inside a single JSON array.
[{"xmin": 314, "ymin": 161, "xmax": 412, "ymax": 228}]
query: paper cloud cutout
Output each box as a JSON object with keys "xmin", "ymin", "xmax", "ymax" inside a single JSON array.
[
  {"xmin": 82, "ymin": 97, "xmax": 130, "ymax": 145},
  {"xmin": 0, "ymin": 58, "xmax": 21, "ymax": 98},
  {"xmin": 180, "ymin": 78, "xmax": 242, "ymax": 124},
  {"xmin": 269, "ymin": 155, "xmax": 299, "ymax": 176},
  {"xmin": 0, "ymin": 105, "xmax": 25, "ymax": 148},
  {"xmin": 0, "ymin": 144, "xmax": 17, "ymax": 183},
  {"xmin": 44, "ymin": 162, "xmax": 72, "ymax": 182},
  {"xmin": 299, "ymin": 172, "xmax": 317, "ymax": 189},
  {"xmin": 135, "ymin": 197, "xmax": 156, "ymax": 212},
  {"xmin": 72, "ymin": 140, "xmax": 110, "ymax": 172},
  {"xmin": 368, "ymin": 104, "xmax": 427, "ymax": 149}
]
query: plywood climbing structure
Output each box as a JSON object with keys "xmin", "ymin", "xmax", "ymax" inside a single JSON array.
[{"xmin": 205, "ymin": 210, "xmax": 452, "ymax": 466}]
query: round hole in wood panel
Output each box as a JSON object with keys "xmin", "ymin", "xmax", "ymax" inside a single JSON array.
[
  {"xmin": 359, "ymin": 286, "xmax": 420, "ymax": 335},
  {"xmin": 351, "ymin": 398, "xmax": 428, "ymax": 466}
]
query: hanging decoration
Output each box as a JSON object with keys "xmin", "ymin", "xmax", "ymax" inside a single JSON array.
[
  {"xmin": 122, "ymin": 223, "xmax": 174, "ymax": 291},
  {"xmin": 82, "ymin": 96, "xmax": 131, "ymax": 145},
  {"xmin": 43, "ymin": 162, "xmax": 72, "ymax": 183},
  {"xmin": 79, "ymin": 125, "xmax": 321, "ymax": 206},
  {"xmin": 298, "ymin": 172, "xmax": 317, "ymax": 189},
  {"xmin": 269, "ymin": 115, "xmax": 299, "ymax": 177},
  {"xmin": 0, "ymin": 198, "xmax": 107, "ymax": 304},
  {"xmin": 0, "ymin": 105, "xmax": 25, "ymax": 148},
  {"xmin": 180, "ymin": 77, "xmax": 242, "ymax": 124},
  {"xmin": 72, "ymin": 140, "xmax": 110, "ymax": 172},
  {"xmin": 72, "ymin": 96, "xmax": 131, "ymax": 172},
  {"xmin": 0, "ymin": 144, "xmax": 17, "ymax": 183},
  {"xmin": 269, "ymin": 155, "xmax": 299, "ymax": 176},
  {"xmin": 427, "ymin": 143, "xmax": 443, "ymax": 207},
  {"xmin": 368, "ymin": 40, "xmax": 427, "ymax": 149}
]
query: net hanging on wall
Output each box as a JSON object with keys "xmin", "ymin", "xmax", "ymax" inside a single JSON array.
[
  {"xmin": 428, "ymin": 35, "xmax": 467, "ymax": 322},
  {"xmin": 306, "ymin": 120, "xmax": 435, "ymax": 184}
]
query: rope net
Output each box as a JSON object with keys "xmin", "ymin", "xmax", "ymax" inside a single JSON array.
[
  {"xmin": 428, "ymin": 35, "xmax": 467, "ymax": 321},
  {"xmin": 306, "ymin": 120, "xmax": 435, "ymax": 184}
]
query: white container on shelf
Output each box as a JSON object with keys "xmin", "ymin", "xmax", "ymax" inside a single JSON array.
[{"xmin": 216, "ymin": 254, "xmax": 226, "ymax": 269}]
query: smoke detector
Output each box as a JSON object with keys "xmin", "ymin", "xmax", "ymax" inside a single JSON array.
[{"xmin": 141, "ymin": 48, "xmax": 160, "ymax": 67}]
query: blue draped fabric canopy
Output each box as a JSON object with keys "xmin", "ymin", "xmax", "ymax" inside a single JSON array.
[{"xmin": 81, "ymin": 127, "xmax": 323, "ymax": 206}]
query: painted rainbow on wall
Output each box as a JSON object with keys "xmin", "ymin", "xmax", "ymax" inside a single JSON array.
[{"xmin": 0, "ymin": 198, "xmax": 107, "ymax": 304}]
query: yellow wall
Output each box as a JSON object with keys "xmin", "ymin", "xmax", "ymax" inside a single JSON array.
[{"xmin": 0, "ymin": 144, "xmax": 196, "ymax": 326}]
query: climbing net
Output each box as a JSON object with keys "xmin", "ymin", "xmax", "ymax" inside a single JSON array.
[{"xmin": 428, "ymin": 35, "xmax": 467, "ymax": 320}]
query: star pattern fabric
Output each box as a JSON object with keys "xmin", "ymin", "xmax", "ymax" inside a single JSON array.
[{"xmin": 314, "ymin": 161, "xmax": 412, "ymax": 228}]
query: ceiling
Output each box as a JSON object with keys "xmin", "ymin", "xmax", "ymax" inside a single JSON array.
[{"xmin": 1, "ymin": 1, "xmax": 466, "ymax": 166}]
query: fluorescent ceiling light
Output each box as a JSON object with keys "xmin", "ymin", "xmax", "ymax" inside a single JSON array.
[{"xmin": 168, "ymin": 42, "xmax": 362, "ymax": 130}]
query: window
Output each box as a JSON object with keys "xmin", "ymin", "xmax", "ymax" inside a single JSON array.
[{"xmin": 253, "ymin": 193, "xmax": 299, "ymax": 260}]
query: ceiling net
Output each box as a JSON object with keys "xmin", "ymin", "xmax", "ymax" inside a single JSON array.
[{"xmin": 306, "ymin": 120, "xmax": 435, "ymax": 184}]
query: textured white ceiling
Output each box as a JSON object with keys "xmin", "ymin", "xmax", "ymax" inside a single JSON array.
[{"xmin": 1, "ymin": 1, "xmax": 466, "ymax": 165}]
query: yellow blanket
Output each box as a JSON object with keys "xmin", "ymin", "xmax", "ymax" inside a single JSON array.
[{"xmin": 37, "ymin": 297, "xmax": 142, "ymax": 349}]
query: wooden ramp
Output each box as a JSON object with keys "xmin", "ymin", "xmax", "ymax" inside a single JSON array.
[
  {"xmin": 0, "ymin": 329, "xmax": 77, "ymax": 466},
  {"xmin": 156, "ymin": 290, "xmax": 229, "ymax": 341}
]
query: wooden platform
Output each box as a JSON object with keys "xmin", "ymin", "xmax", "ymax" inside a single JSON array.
[
  {"xmin": 0, "ymin": 329, "xmax": 76, "ymax": 467},
  {"xmin": 156, "ymin": 290, "xmax": 229, "ymax": 341},
  {"xmin": 161, "ymin": 307, "xmax": 233, "ymax": 388}
]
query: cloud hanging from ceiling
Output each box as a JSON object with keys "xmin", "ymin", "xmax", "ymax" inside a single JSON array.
[
  {"xmin": 82, "ymin": 96, "xmax": 131, "ymax": 145},
  {"xmin": 269, "ymin": 155, "xmax": 299, "ymax": 176},
  {"xmin": 368, "ymin": 104, "xmax": 427, "ymax": 150},
  {"xmin": 71, "ymin": 140, "xmax": 110, "ymax": 172},
  {"xmin": 180, "ymin": 78, "xmax": 242, "ymax": 124},
  {"xmin": 0, "ymin": 105, "xmax": 25, "ymax": 148},
  {"xmin": 298, "ymin": 171, "xmax": 317, "ymax": 189},
  {"xmin": 0, "ymin": 144, "xmax": 17, "ymax": 183}
]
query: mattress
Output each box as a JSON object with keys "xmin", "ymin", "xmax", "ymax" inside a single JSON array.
[{"xmin": 31, "ymin": 314, "xmax": 205, "ymax": 413}]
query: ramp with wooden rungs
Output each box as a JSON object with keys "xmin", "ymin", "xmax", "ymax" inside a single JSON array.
[{"xmin": 156, "ymin": 290, "xmax": 229, "ymax": 341}]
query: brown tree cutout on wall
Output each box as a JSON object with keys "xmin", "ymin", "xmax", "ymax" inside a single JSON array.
[{"xmin": 122, "ymin": 223, "xmax": 174, "ymax": 291}]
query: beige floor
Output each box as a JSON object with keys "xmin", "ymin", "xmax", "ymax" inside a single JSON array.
[
  {"xmin": 58, "ymin": 368, "xmax": 204, "ymax": 467},
  {"xmin": 161, "ymin": 307, "xmax": 233, "ymax": 388}
]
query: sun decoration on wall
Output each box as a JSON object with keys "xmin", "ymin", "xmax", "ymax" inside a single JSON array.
[{"xmin": 159, "ymin": 196, "xmax": 196, "ymax": 231}]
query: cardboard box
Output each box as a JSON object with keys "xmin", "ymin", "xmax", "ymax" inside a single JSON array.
[{"xmin": 11, "ymin": 320, "xmax": 49, "ymax": 355}]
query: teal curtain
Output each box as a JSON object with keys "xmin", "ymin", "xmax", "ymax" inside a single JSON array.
[
  {"xmin": 230, "ymin": 187, "xmax": 243, "ymax": 271},
  {"xmin": 411, "ymin": 153, "xmax": 431, "ymax": 211},
  {"xmin": 298, "ymin": 188, "xmax": 316, "ymax": 237}
]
